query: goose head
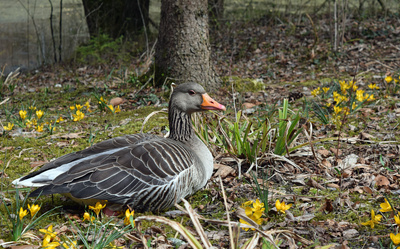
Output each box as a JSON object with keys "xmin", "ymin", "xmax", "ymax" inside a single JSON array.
[{"xmin": 169, "ymin": 83, "xmax": 226, "ymax": 114}]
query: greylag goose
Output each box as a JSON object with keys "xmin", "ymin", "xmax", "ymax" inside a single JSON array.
[{"xmin": 12, "ymin": 83, "xmax": 226, "ymax": 212}]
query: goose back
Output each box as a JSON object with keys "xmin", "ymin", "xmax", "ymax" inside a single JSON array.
[
  {"xmin": 13, "ymin": 82, "xmax": 225, "ymax": 212},
  {"xmin": 23, "ymin": 134, "xmax": 208, "ymax": 212}
]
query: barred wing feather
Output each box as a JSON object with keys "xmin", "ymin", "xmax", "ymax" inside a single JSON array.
[{"xmin": 27, "ymin": 135, "xmax": 200, "ymax": 211}]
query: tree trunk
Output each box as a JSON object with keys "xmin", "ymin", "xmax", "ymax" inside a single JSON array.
[{"xmin": 155, "ymin": 0, "xmax": 220, "ymax": 89}]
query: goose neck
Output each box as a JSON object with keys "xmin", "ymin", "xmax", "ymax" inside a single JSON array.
[{"xmin": 168, "ymin": 106, "xmax": 194, "ymax": 141}]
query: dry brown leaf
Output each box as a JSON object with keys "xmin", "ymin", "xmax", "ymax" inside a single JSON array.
[
  {"xmin": 320, "ymin": 159, "xmax": 332, "ymax": 168},
  {"xmin": 292, "ymin": 213, "xmax": 315, "ymax": 222},
  {"xmin": 338, "ymin": 240, "xmax": 351, "ymax": 249},
  {"xmin": 319, "ymin": 198, "xmax": 333, "ymax": 213},
  {"xmin": 317, "ymin": 148, "xmax": 330, "ymax": 157},
  {"xmin": 306, "ymin": 178, "xmax": 326, "ymax": 190},
  {"xmin": 362, "ymin": 186, "xmax": 373, "ymax": 194},
  {"xmin": 242, "ymin": 102, "xmax": 256, "ymax": 109},
  {"xmin": 359, "ymin": 132, "xmax": 374, "ymax": 140},
  {"xmin": 30, "ymin": 161, "xmax": 47, "ymax": 168},
  {"xmin": 10, "ymin": 246, "xmax": 39, "ymax": 249},
  {"xmin": 375, "ymin": 175, "xmax": 390, "ymax": 186},
  {"xmin": 56, "ymin": 141, "xmax": 70, "ymax": 147},
  {"xmin": 0, "ymin": 146, "xmax": 14, "ymax": 152},
  {"xmin": 213, "ymin": 164, "xmax": 236, "ymax": 178},
  {"xmin": 329, "ymin": 148, "xmax": 342, "ymax": 156},
  {"xmin": 342, "ymin": 229, "xmax": 358, "ymax": 239},
  {"xmin": 342, "ymin": 169, "xmax": 352, "ymax": 178},
  {"xmin": 327, "ymin": 183, "xmax": 340, "ymax": 189},
  {"xmin": 60, "ymin": 132, "xmax": 84, "ymax": 139},
  {"xmin": 350, "ymin": 186, "xmax": 363, "ymax": 194},
  {"xmin": 110, "ymin": 97, "xmax": 125, "ymax": 106}
]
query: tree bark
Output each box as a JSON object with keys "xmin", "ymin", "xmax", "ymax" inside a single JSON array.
[{"xmin": 155, "ymin": 0, "xmax": 220, "ymax": 89}]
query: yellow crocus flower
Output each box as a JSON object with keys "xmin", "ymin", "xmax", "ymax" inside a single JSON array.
[
  {"xmin": 394, "ymin": 212, "xmax": 400, "ymax": 226},
  {"xmin": 391, "ymin": 233, "xmax": 400, "ymax": 245},
  {"xmin": 19, "ymin": 110, "xmax": 27, "ymax": 120},
  {"xmin": 39, "ymin": 224, "xmax": 57, "ymax": 238},
  {"xmin": 89, "ymin": 202, "xmax": 106, "ymax": 217},
  {"xmin": 361, "ymin": 210, "xmax": 382, "ymax": 229},
  {"xmin": 124, "ymin": 209, "xmax": 135, "ymax": 226},
  {"xmin": 82, "ymin": 212, "xmax": 95, "ymax": 222},
  {"xmin": 3, "ymin": 122, "xmax": 14, "ymax": 131},
  {"xmin": 28, "ymin": 204, "xmax": 41, "ymax": 217},
  {"xmin": 36, "ymin": 110, "xmax": 44, "ymax": 119},
  {"xmin": 385, "ymin": 75, "xmax": 393, "ymax": 83},
  {"xmin": 72, "ymin": 110, "xmax": 85, "ymax": 122},
  {"xmin": 275, "ymin": 199, "xmax": 292, "ymax": 214},
  {"xmin": 19, "ymin": 207, "xmax": 28, "ymax": 220},
  {"xmin": 62, "ymin": 240, "xmax": 77, "ymax": 249},
  {"xmin": 36, "ymin": 124, "xmax": 44, "ymax": 132},
  {"xmin": 379, "ymin": 198, "xmax": 392, "ymax": 212},
  {"xmin": 56, "ymin": 116, "xmax": 64, "ymax": 123}
]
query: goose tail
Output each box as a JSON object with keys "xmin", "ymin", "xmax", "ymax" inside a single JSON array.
[{"xmin": 12, "ymin": 177, "xmax": 47, "ymax": 188}]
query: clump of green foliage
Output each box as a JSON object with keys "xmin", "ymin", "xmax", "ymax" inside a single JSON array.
[{"xmin": 74, "ymin": 34, "xmax": 129, "ymax": 64}]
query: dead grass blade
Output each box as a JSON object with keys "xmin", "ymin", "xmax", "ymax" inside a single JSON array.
[
  {"xmin": 123, "ymin": 233, "xmax": 142, "ymax": 244},
  {"xmin": 0, "ymin": 97, "xmax": 10, "ymax": 106},
  {"xmin": 242, "ymin": 232, "xmax": 260, "ymax": 249},
  {"xmin": 135, "ymin": 215, "xmax": 203, "ymax": 249},
  {"xmin": 140, "ymin": 108, "xmax": 168, "ymax": 133},
  {"xmin": 266, "ymin": 152, "xmax": 301, "ymax": 170},
  {"xmin": 218, "ymin": 175, "xmax": 235, "ymax": 249},
  {"xmin": 303, "ymin": 122, "xmax": 319, "ymax": 163},
  {"xmin": 235, "ymin": 208, "xmax": 261, "ymax": 228},
  {"xmin": 264, "ymin": 229, "xmax": 311, "ymax": 246},
  {"xmin": 180, "ymin": 198, "xmax": 212, "ymax": 248},
  {"xmin": 175, "ymin": 199, "xmax": 279, "ymax": 248}
]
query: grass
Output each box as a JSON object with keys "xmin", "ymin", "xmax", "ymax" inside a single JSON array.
[{"xmin": 1, "ymin": 68, "xmax": 400, "ymax": 247}]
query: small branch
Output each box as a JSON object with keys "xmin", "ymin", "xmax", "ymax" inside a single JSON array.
[
  {"xmin": 59, "ymin": 0, "xmax": 63, "ymax": 61},
  {"xmin": 305, "ymin": 13, "xmax": 318, "ymax": 50},
  {"xmin": 48, "ymin": 0, "xmax": 57, "ymax": 62}
]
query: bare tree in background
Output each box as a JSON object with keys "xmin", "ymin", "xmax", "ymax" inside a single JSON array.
[
  {"xmin": 82, "ymin": 0, "xmax": 150, "ymax": 39},
  {"xmin": 209, "ymin": 0, "xmax": 224, "ymax": 27},
  {"xmin": 155, "ymin": 0, "xmax": 221, "ymax": 89}
]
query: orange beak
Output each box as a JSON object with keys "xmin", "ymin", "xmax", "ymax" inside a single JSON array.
[{"xmin": 201, "ymin": 93, "xmax": 226, "ymax": 111}]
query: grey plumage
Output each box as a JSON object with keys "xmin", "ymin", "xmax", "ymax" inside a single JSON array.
[{"xmin": 13, "ymin": 83, "xmax": 225, "ymax": 212}]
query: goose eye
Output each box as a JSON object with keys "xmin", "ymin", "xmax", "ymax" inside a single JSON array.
[{"xmin": 188, "ymin": 90, "xmax": 196, "ymax": 95}]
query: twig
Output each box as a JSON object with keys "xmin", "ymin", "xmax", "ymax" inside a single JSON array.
[
  {"xmin": 374, "ymin": 60, "xmax": 394, "ymax": 70},
  {"xmin": 305, "ymin": 13, "xmax": 318, "ymax": 50},
  {"xmin": 59, "ymin": 0, "xmax": 63, "ymax": 61},
  {"xmin": 219, "ymin": 175, "xmax": 234, "ymax": 249},
  {"xmin": 334, "ymin": 0, "xmax": 337, "ymax": 51},
  {"xmin": 137, "ymin": 0, "xmax": 149, "ymax": 58},
  {"xmin": 135, "ymin": 76, "xmax": 153, "ymax": 96},
  {"xmin": 48, "ymin": 0, "xmax": 57, "ymax": 62}
]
